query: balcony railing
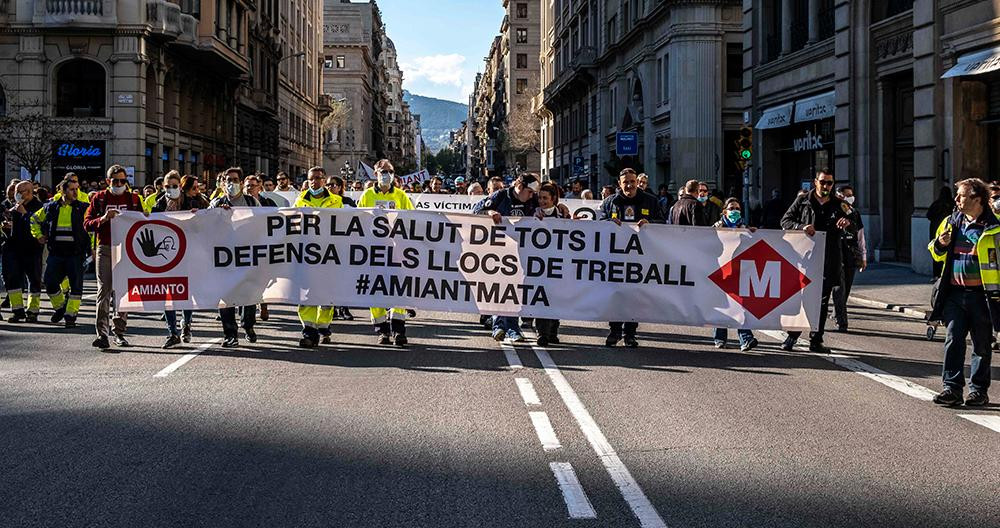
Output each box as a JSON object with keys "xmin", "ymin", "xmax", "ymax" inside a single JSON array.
[
  {"xmin": 47, "ymin": 0, "xmax": 103, "ymax": 16},
  {"xmin": 145, "ymin": 0, "xmax": 182, "ymax": 37},
  {"xmin": 36, "ymin": 0, "xmax": 116, "ymax": 25}
]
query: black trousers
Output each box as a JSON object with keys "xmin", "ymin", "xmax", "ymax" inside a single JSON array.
[
  {"xmin": 833, "ymin": 257, "xmax": 857, "ymax": 326},
  {"xmin": 220, "ymin": 305, "xmax": 256, "ymax": 339},
  {"xmin": 609, "ymin": 321, "xmax": 638, "ymax": 337},
  {"xmin": 535, "ymin": 318, "xmax": 560, "ymax": 339},
  {"xmin": 787, "ymin": 271, "xmax": 838, "ymax": 344}
]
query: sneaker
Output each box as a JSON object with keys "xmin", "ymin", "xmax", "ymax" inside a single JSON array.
[
  {"xmin": 492, "ymin": 328, "xmax": 505, "ymax": 342},
  {"xmin": 63, "ymin": 316, "xmax": 77, "ymax": 328},
  {"xmin": 623, "ymin": 335, "xmax": 639, "ymax": 348},
  {"xmin": 377, "ymin": 333, "xmax": 391, "ymax": 345},
  {"xmin": 965, "ymin": 391, "xmax": 990, "ymax": 407},
  {"xmin": 25, "ymin": 312, "xmax": 38, "ymax": 323},
  {"xmin": 714, "ymin": 340, "xmax": 726, "ymax": 349},
  {"xmin": 113, "ymin": 333, "xmax": 130, "ymax": 347},
  {"xmin": 92, "ymin": 336, "xmax": 110, "ymax": 349},
  {"xmin": 321, "ymin": 335, "xmax": 332, "ymax": 345},
  {"xmin": 222, "ymin": 337, "xmax": 239, "ymax": 348},
  {"xmin": 507, "ymin": 332, "xmax": 525, "ymax": 343},
  {"xmin": 932, "ymin": 388, "xmax": 964, "ymax": 406},
  {"xmin": 809, "ymin": 342, "xmax": 832, "ymax": 354},
  {"xmin": 245, "ymin": 328, "xmax": 257, "ymax": 344},
  {"xmin": 480, "ymin": 315, "xmax": 492, "ymax": 329},
  {"xmin": 740, "ymin": 338, "xmax": 759, "ymax": 352},
  {"xmin": 780, "ymin": 337, "xmax": 796, "ymax": 351},
  {"xmin": 50, "ymin": 306, "xmax": 66, "ymax": 324},
  {"xmin": 181, "ymin": 324, "xmax": 192, "ymax": 343},
  {"xmin": 394, "ymin": 334, "xmax": 408, "ymax": 346},
  {"xmin": 341, "ymin": 308, "xmax": 355, "ymax": 321},
  {"xmin": 606, "ymin": 333, "xmax": 622, "ymax": 347},
  {"xmin": 536, "ymin": 335, "xmax": 549, "ymax": 347},
  {"xmin": 163, "ymin": 334, "xmax": 182, "ymax": 349},
  {"xmin": 298, "ymin": 337, "xmax": 316, "ymax": 348}
]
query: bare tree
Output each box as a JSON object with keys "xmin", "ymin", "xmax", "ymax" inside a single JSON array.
[
  {"xmin": 501, "ymin": 104, "xmax": 541, "ymax": 156},
  {"xmin": 319, "ymin": 96, "xmax": 350, "ymax": 136},
  {"xmin": 0, "ymin": 98, "xmax": 109, "ymax": 180}
]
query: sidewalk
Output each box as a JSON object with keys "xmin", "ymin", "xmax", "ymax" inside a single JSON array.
[{"xmin": 849, "ymin": 263, "xmax": 933, "ymax": 319}]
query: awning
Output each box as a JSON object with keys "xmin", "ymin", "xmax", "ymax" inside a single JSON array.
[
  {"xmin": 794, "ymin": 91, "xmax": 836, "ymax": 122},
  {"xmin": 942, "ymin": 46, "xmax": 1000, "ymax": 79},
  {"xmin": 755, "ymin": 102, "xmax": 794, "ymax": 129}
]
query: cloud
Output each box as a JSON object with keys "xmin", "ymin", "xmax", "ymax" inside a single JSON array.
[{"xmin": 402, "ymin": 54, "xmax": 467, "ymax": 87}]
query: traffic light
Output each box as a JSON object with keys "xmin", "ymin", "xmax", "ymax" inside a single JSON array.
[{"xmin": 738, "ymin": 125, "xmax": 753, "ymax": 163}]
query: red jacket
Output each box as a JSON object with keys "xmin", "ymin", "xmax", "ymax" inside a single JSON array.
[{"xmin": 84, "ymin": 190, "xmax": 145, "ymax": 245}]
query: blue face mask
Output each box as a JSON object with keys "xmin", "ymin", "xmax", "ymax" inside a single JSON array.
[
  {"xmin": 726, "ymin": 210, "xmax": 742, "ymax": 224},
  {"xmin": 309, "ymin": 187, "xmax": 325, "ymax": 197},
  {"xmin": 697, "ymin": 195, "xmax": 708, "ymax": 203}
]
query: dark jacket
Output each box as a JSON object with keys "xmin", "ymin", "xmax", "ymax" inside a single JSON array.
[
  {"xmin": 1, "ymin": 197, "xmax": 44, "ymax": 251},
  {"xmin": 37, "ymin": 199, "xmax": 90, "ymax": 255},
  {"xmin": 670, "ymin": 194, "xmax": 705, "ymax": 226},
  {"xmin": 152, "ymin": 193, "xmax": 210, "ymax": 213},
  {"xmin": 781, "ymin": 191, "xmax": 856, "ymax": 279},
  {"xmin": 256, "ymin": 194, "xmax": 278, "ymax": 207},
  {"xmin": 928, "ymin": 209, "xmax": 1000, "ymax": 330},
  {"xmin": 341, "ymin": 195, "xmax": 357, "ymax": 208},
  {"xmin": 599, "ymin": 191, "xmax": 665, "ymax": 224},
  {"xmin": 209, "ymin": 194, "xmax": 260, "ymax": 208},
  {"xmin": 473, "ymin": 188, "xmax": 538, "ymax": 217}
]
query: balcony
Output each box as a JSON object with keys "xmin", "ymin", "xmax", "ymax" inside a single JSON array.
[
  {"xmin": 178, "ymin": 13, "xmax": 198, "ymax": 45},
  {"xmin": 145, "ymin": 0, "xmax": 182, "ymax": 39},
  {"xmin": 34, "ymin": 0, "xmax": 117, "ymax": 26},
  {"xmin": 542, "ymin": 46, "xmax": 597, "ymax": 109}
]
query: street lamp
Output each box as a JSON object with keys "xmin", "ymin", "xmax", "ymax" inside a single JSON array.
[
  {"xmin": 340, "ymin": 161, "xmax": 355, "ymax": 182},
  {"xmin": 279, "ymin": 51, "xmax": 306, "ymax": 64}
]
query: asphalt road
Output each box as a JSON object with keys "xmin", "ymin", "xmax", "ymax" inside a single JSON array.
[{"xmin": 1, "ymin": 283, "xmax": 998, "ymax": 528}]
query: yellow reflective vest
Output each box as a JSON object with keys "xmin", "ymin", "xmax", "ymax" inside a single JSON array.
[
  {"xmin": 358, "ymin": 186, "xmax": 413, "ymax": 211},
  {"xmin": 294, "ymin": 189, "xmax": 343, "ymax": 209},
  {"xmin": 928, "ymin": 214, "xmax": 1000, "ymax": 292}
]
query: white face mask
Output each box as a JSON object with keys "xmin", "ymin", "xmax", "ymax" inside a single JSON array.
[
  {"xmin": 14, "ymin": 193, "xmax": 25, "ymax": 204},
  {"xmin": 376, "ymin": 171, "xmax": 394, "ymax": 191},
  {"xmin": 542, "ymin": 206, "xmax": 556, "ymax": 215},
  {"xmin": 226, "ymin": 182, "xmax": 241, "ymax": 197},
  {"xmin": 844, "ymin": 196, "xmax": 855, "ymax": 205},
  {"xmin": 110, "ymin": 185, "xmax": 126, "ymax": 196},
  {"xmin": 166, "ymin": 188, "xmax": 181, "ymax": 200}
]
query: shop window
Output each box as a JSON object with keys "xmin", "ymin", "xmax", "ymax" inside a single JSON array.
[{"xmin": 55, "ymin": 59, "xmax": 106, "ymax": 118}]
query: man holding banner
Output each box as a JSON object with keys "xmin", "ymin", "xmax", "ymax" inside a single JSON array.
[
  {"xmin": 358, "ymin": 159, "xmax": 415, "ymax": 346},
  {"xmin": 293, "ymin": 167, "xmax": 343, "ymax": 348},
  {"xmin": 600, "ymin": 168, "xmax": 665, "ymax": 348}
]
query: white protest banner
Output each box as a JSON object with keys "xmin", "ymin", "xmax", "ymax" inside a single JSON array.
[
  {"xmin": 265, "ymin": 191, "xmax": 604, "ymax": 219},
  {"xmin": 111, "ymin": 208, "xmax": 825, "ymax": 330},
  {"xmin": 397, "ymin": 169, "xmax": 430, "ymax": 188}
]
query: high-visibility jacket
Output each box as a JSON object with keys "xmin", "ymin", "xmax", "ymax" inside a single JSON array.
[
  {"xmin": 294, "ymin": 188, "xmax": 343, "ymax": 209},
  {"xmin": 30, "ymin": 199, "xmax": 90, "ymax": 254},
  {"xmin": 358, "ymin": 186, "xmax": 413, "ymax": 211},
  {"xmin": 51, "ymin": 191, "xmax": 89, "ymax": 205},
  {"xmin": 928, "ymin": 210, "xmax": 1000, "ymax": 329}
]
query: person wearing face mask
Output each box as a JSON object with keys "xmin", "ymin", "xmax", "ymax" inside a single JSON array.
[
  {"xmin": 780, "ymin": 168, "xmax": 855, "ymax": 353},
  {"xmin": 209, "ymin": 168, "xmax": 261, "ymax": 348},
  {"xmin": 697, "ymin": 182, "xmax": 721, "ymax": 226},
  {"xmin": 294, "ymin": 167, "xmax": 343, "ymax": 348},
  {"xmin": 599, "ymin": 168, "xmax": 665, "ymax": 347},
  {"xmin": 474, "ymin": 172, "xmax": 541, "ymax": 343},
  {"xmin": 83, "ymin": 165, "xmax": 146, "ymax": 349},
  {"xmin": 357, "ymin": 159, "xmax": 414, "ymax": 346},
  {"xmin": 532, "ymin": 183, "xmax": 571, "ymax": 347},
  {"xmin": 30, "ymin": 177, "xmax": 91, "ymax": 328},
  {"xmin": 2, "ymin": 181, "xmax": 45, "ymax": 323},
  {"xmin": 713, "ymin": 198, "xmax": 760, "ymax": 351},
  {"xmin": 831, "ymin": 185, "xmax": 867, "ymax": 333},
  {"xmin": 153, "ymin": 174, "xmax": 208, "ymax": 348},
  {"xmin": 670, "ymin": 179, "xmax": 706, "ymax": 226}
]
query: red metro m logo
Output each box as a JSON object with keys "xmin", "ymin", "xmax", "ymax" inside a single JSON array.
[{"xmin": 708, "ymin": 240, "xmax": 812, "ymax": 320}]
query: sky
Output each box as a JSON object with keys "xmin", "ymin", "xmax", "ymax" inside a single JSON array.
[{"xmin": 374, "ymin": 0, "xmax": 506, "ymax": 104}]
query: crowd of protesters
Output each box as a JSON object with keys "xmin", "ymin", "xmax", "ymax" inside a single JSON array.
[{"xmin": 0, "ymin": 162, "xmax": 991, "ymax": 408}]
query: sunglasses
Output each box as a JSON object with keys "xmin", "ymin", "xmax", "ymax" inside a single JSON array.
[
  {"xmin": 818, "ymin": 180, "xmax": 835, "ymax": 186},
  {"xmin": 110, "ymin": 179, "xmax": 128, "ymax": 186}
]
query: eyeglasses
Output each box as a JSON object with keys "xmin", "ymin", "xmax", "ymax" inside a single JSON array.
[
  {"xmin": 165, "ymin": 184, "xmax": 180, "ymax": 190},
  {"xmin": 110, "ymin": 179, "xmax": 128, "ymax": 186}
]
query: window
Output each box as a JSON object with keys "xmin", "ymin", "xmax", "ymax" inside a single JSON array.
[
  {"xmin": 162, "ymin": 147, "xmax": 172, "ymax": 174},
  {"xmin": 662, "ymin": 54, "xmax": 669, "ymax": 103},
  {"xmin": 656, "ymin": 58, "xmax": 662, "ymax": 105},
  {"xmin": 55, "ymin": 59, "xmax": 106, "ymax": 118},
  {"xmin": 517, "ymin": 53, "xmax": 528, "ymax": 69},
  {"xmin": 336, "ymin": 55, "xmax": 345, "ymax": 68},
  {"xmin": 516, "ymin": 78, "xmax": 528, "ymax": 94},
  {"xmin": 607, "ymin": 14, "xmax": 617, "ymax": 43},
  {"xmin": 324, "ymin": 55, "xmax": 334, "ymax": 69},
  {"xmin": 516, "ymin": 28, "xmax": 528, "ymax": 44},
  {"xmin": 516, "ymin": 2, "xmax": 528, "ymax": 18},
  {"xmin": 726, "ymin": 44, "xmax": 742, "ymax": 93}
]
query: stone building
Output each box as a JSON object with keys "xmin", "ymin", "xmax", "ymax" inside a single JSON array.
[
  {"xmin": 236, "ymin": 0, "xmax": 280, "ymax": 178},
  {"xmin": 277, "ymin": 0, "xmax": 323, "ymax": 180},
  {"xmin": 472, "ymin": 36, "xmax": 503, "ymax": 178},
  {"xmin": 321, "ymin": 0, "xmax": 386, "ymax": 175},
  {"xmin": 743, "ymin": 0, "xmax": 1000, "ymax": 273}
]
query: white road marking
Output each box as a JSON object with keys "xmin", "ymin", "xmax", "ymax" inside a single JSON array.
[
  {"xmin": 760, "ymin": 330, "xmax": 938, "ymax": 401},
  {"xmin": 153, "ymin": 339, "xmax": 221, "ymax": 378},
  {"xmin": 529, "ymin": 411, "xmax": 562, "ymax": 451},
  {"xmin": 958, "ymin": 414, "xmax": 1000, "ymax": 434},
  {"xmin": 515, "ymin": 377, "xmax": 541, "ymax": 406},
  {"xmin": 549, "ymin": 462, "xmax": 598, "ymax": 519},
  {"xmin": 533, "ymin": 346, "xmax": 669, "ymax": 528},
  {"xmin": 501, "ymin": 342, "xmax": 523, "ymax": 369},
  {"xmin": 83, "ymin": 294, "xmax": 97, "ymax": 301}
]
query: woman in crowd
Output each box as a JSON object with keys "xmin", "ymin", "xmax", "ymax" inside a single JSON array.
[
  {"xmin": 713, "ymin": 198, "xmax": 759, "ymax": 352},
  {"xmin": 533, "ymin": 182, "xmax": 570, "ymax": 347}
]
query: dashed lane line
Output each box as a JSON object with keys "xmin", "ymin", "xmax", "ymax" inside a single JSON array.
[
  {"xmin": 515, "ymin": 377, "xmax": 541, "ymax": 406},
  {"xmin": 532, "ymin": 345, "xmax": 669, "ymax": 528},
  {"xmin": 501, "ymin": 342, "xmax": 523, "ymax": 369},
  {"xmin": 153, "ymin": 339, "xmax": 221, "ymax": 378},
  {"xmin": 550, "ymin": 462, "xmax": 598, "ymax": 519},
  {"xmin": 529, "ymin": 411, "xmax": 562, "ymax": 451}
]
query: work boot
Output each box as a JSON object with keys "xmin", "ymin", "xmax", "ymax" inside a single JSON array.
[
  {"xmin": 623, "ymin": 335, "xmax": 639, "ymax": 348},
  {"xmin": 605, "ymin": 332, "xmax": 622, "ymax": 347},
  {"xmin": 376, "ymin": 322, "xmax": 391, "ymax": 345},
  {"xmin": 92, "ymin": 336, "xmax": 110, "ymax": 349},
  {"xmin": 9, "ymin": 309, "xmax": 26, "ymax": 323},
  {"xmin": 25, "ymin": 312, "xmax": 38, "ymax": 323},
  {"xmin": 391, "ymin": 319, "xmax": 407, "ymax": 346},
  {"xmin": 298, "ymin": 337, "xmax": 317, "ymax": 348},
  {"xmin": 50, "ymin": 306, "xmax": 66, "ymax": 324},
  {"xmin": 341, "ymin": 307, "xmax": 355, "ymax": 321},
  {"xmin": 63, "ymin": 315, "xmax": 77, "ymax": 328}
]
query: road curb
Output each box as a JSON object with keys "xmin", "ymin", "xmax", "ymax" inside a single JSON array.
[{"xmin": 849, "ymin": 293, "xmax": 928, "ymax": 320}]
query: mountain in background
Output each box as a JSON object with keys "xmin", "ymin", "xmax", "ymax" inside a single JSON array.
[{"xmin": 403, "ymin": 90, "xmax": 468, "ymax": 153}]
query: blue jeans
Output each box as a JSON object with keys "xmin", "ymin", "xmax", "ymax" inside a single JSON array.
[
  {"xmin": 714, "ymin": 328, "xmax": 755, "ymax": 347},
  {"xmin": 493, "ymin": 315, "xmax": 522, "ymax": 337},
  {"xmin": 941, "ymin": 288, "xmax": 993, "ymax": 393},
  {"xmin": 165, "ymin": 310, "xmax": 193, "ymax": 336}
]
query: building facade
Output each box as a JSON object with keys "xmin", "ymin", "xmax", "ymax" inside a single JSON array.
[
  {"xmin": 744, "ymin": 0, "xmax": 1000, "ymax": 274},
  {"xmin": 276, "ymin": 0, "xmax": 322, "ymax": 179}
]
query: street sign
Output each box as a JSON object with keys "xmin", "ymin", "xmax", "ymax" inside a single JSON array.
[
  {"xmin": 616, "ymin": 132, "xmax": 638, "ymax": 156},
  {"xmin": 572, "ymin": 156, "xmax": 584, "ymax": 176}
]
